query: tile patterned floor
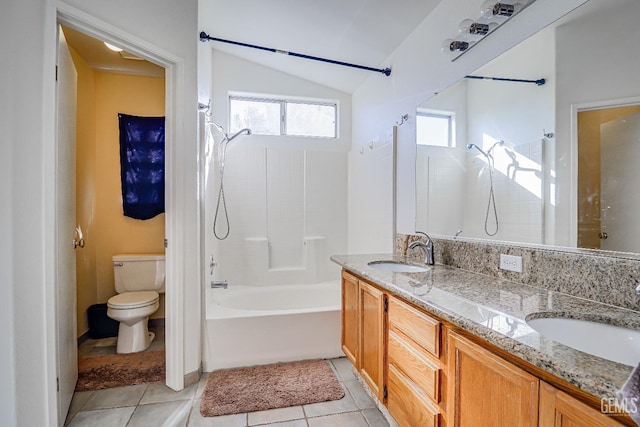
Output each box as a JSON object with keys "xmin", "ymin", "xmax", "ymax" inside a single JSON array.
[{"xmin": 68, "ymin": 330, "xmax": 389, "ymax": 426}]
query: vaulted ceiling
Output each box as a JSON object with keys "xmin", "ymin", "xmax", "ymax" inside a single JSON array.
[
  {"xmin": 63, "ymin": 1, "xmax": 442, "ymax": 93},
  {"xmin": 199, "ymin": 0, "xmax": 443, "ymax": 93}
]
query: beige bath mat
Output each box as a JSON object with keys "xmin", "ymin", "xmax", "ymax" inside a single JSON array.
[
  {"xmin": 200, "ymin": 359, "xmax": 345, "ymax": 416},
  {"xmin": 76, "ymin": 350, "xmax": 165, "ymax": 391}
]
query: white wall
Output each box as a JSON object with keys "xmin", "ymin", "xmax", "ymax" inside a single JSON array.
[
  {"xmin": 205, "ymin": 51, "xmax": 349, "ymax": 288},
  {"xmin": 1, "ymin": 0, "xmax": 198, "ymax": 424},
  {"xmin": 555, "ymin": 0, "xmax": 640, "ymax": 247},
  {"xmin": 349, "ymin": 0, "xmax": 588, "ymax": 250},
  {"xmin": 1, "ymin": 3, "xmax": 48, "ymax": 424}
]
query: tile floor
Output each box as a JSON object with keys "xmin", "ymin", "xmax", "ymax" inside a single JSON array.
[{"xmin": 67, "ymin": 328, "xmax": 389, "ymax": 427}]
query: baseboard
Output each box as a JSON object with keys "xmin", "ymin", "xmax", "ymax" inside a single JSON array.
[
  {"xmin": 77, "ymin": 330, "xmax": 90, "ymax": 346},
  {"xmin": 184, "ymin": 368, "xmax": 201, "ymax": 388},
  {"xmin": 149, "ymin": 318, "xmax": 165, "ymax": 328}
]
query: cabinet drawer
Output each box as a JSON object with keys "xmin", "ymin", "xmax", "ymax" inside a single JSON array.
[
  {"xmin": 388, "ymin": 329, "xmax": 440, "ymax": 402},
  {"xmin": 387, "ymin": 363, "xmax": 440, "ymax": 427},
  {"xmin": 389, "ymin": 296, "xmax": 440, "ymax": 357}
]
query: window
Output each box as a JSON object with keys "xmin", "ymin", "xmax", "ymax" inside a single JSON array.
[
  {"xmin": 229, "ymin": 96, "xmax": 337, "ymax": 138},
  {"xmin": 416, "ymin": 111, "xmax": 454, "ymax": 147}
]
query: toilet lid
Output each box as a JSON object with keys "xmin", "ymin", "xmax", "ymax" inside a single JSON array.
[{"xmin": 108, "ymin": 291, "xmax": 159, "ymax": 309}]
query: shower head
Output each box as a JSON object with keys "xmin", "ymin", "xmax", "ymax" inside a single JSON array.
[
  {"xmin": 227, "ymin": 128, "xmax": 252, "ymax": 142},
  {"xmin": 467, "ymin": 141, "xmax": 505, "ymax": 160},
  {"xmin": 487, "ymin": 140, "xmax": 505, "ymax": 156},
  {"xmin": 467, "ymin": 143, "xmax": 490, "ymax": 159}
]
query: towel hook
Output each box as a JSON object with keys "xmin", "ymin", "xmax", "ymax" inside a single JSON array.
[{"xmin": 396, "ymin": 113, "xmax": 409, "ymax": 126}]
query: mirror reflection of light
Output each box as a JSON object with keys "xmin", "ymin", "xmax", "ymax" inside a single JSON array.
[
  {"xmin": 481, "ymin": 133, "xmax": 543, "ymax": 200},
  {"xmin": 549, "ymin": 169, "xmax": 556, "ymax": 207}
]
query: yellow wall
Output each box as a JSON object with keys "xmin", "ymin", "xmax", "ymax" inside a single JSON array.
[
  {"xmin": 73, "ymin": 64, "xmax": 166, "ymax": 337},
  {"xmin": 577, "ymin": 105, "xmax": 640, "ymax": 249},
  {"xmin": 94, "ymin": 72, "xmax": 166, "ymax": 319}
]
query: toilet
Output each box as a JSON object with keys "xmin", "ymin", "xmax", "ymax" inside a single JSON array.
[{"xmin": 107, "ymin": 254, "xmax": 165, "ymax": 354}]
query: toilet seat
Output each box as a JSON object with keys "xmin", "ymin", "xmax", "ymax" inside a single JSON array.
[{"xmin": 108, "ymin": 291, "xmax": 159, "ymax": 310}]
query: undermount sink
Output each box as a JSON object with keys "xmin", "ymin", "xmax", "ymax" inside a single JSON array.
[
  {"xmin": 526, "ymin": 316, "xmax": 640, "ymax": 366},
  {"xmin": 367, "ymin": 261, "xmax": 430, "ymax": 273}
]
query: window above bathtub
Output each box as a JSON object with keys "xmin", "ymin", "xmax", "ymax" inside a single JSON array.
[{"xmin": 229, "ymin": 94, "xmax": 338, "ymax": 139}]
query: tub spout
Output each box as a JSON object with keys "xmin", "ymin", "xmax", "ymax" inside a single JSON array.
[{"xmin": 211, "ymin": 281, "xmax": 228, "ymax": 289}]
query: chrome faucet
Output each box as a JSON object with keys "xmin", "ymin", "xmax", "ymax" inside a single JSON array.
[
  {"xmin": 211, "ymin": 280, "xmax": 228, "ymax": 289},
  {"xmin": 409, "ymin": 231, "xmax": 434, "ymax": 265}
]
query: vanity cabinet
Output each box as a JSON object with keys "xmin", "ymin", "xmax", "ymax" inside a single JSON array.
[
  {"xmin": 340, "ymin": 271, "xmax": 385, "ymax": 401},
  {"xmin": 447, "ymin": 331, "xmax": 539, "ymax": 426},
  {"xmin": 340, "ymin": 269, "xmax": 628, "ymax": 427},
  {"xmin": 539, "ymin": 381, "xmax": 623, "ymax": 427}
]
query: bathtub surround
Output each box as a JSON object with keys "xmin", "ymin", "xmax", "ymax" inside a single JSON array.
[
  {"xmin": 76, "ymin": 351, "xmax": 165, "ymax": 391},
  {"xmin": 206, "ymin": 51, "xmax": 349, "ymax": 289},
  {"xmin": 200, "ymin": 360, "xmax": 344, "ymax": 417},
  {"xmin": 398, "ymin": 233, "xmax": 640, "ymax": 312}
]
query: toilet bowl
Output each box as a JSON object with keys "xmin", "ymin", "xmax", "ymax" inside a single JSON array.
[
  {"xmin": 107, "ymin": 291, "xmax": 159, "ymax": 354},
  {"xmin": 107, "ymin": 254, "xmax": 165, "ymax": 354}
]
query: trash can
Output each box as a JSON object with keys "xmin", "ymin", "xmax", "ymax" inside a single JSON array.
[{"xmin": 87, "ymin": 303, "xmax": 119, "ymax": 339}]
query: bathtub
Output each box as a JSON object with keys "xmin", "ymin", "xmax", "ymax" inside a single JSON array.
[{"xmin": 202, "ymin": 281, "xmax": 343, "ymax": 371}]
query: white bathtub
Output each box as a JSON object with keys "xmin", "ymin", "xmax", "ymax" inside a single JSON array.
[{"xmin": 202, "ymin": 281, "xmax": 343, "ymax": 371}]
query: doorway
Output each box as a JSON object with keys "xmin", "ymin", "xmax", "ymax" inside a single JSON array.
[
  {"xmin": 576, "ymin": 102, "xmax": 640, "ymax": 250},
  {"xmin": 55, "ymin": 8, "xmax": 185, "ymax": 422}
]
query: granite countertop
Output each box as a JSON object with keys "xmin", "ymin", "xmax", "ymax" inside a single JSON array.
[{"xmin": 331, "ymin": 253, "xmax": 640, "ymax": 402}]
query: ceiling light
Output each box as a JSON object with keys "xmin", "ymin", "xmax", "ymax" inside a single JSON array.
[{"xmin": 104, "ymin": 42, "xmax": 123, "ymax": 52}]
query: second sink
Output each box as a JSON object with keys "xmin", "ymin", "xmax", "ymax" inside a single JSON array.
[
  {"xmin": 526, "ymin": 316, "xmax": 640, "ymax": 366},
  {"xmin": 367, "ymin": 261, "xmax": 430, "ymax": 273}
]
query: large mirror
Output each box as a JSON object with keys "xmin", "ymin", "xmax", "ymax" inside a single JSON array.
[{"xmin": 414, "ymin": 0, "xmax": 640, "ymax": 253}]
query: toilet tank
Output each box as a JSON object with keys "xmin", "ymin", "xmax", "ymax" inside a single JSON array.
[{"xmin": 113, "ymin": 254, "xmax": 165, "ymax": 294}]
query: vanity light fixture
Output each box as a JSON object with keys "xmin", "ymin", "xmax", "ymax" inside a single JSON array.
[{"xmin": 442, "ymin": 0, "xmax": 535, "ymax": 59}]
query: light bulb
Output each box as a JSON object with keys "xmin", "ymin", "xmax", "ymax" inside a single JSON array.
[
  {"xmin": 104, "ymin": 42, "xmax": 123, "ymax": 52},
  {"xmin": 458, "ymin": 19, "xmax": 475, "ymax": 34},
  {"xmin": 441, "ymin": 38, "xmax": 469, "ymax": 53},
  {"xmin": 480, "ymin": 1, "xmax": 515, "ymax": 19}
]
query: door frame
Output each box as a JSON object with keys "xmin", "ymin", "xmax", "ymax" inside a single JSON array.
[
  {"xmin": 569, "ymin": 94, "xmax": 640, "ymax": 247},
  {"xmin": 53, "ymin": 4, "xmax": 185, "ymax": 392}
]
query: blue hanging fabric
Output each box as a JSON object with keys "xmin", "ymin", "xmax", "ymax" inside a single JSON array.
[{"xmin": 118, "ymin": 113, "xmax": 165, "ymax": 220}]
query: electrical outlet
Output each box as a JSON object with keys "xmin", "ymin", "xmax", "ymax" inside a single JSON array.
[{"xmin": 500, "ymin": 254, "xmax": 523, "ymax": 273}]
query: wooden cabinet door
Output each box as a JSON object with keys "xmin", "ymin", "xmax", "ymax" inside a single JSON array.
[
  {"xmin": 448, "ymin": 331, "xmax": 539, "ymax": 427},
  {"xmin": 341, "ymin": 271, "xmax": 359, "ymax": 366},
  {"xmin": 359, "ymin": 280, "xmax": 386, "ymax": 400},
  {"xmin": 539, "ymin": 381, "xmax": 623, "ymax": 426}
]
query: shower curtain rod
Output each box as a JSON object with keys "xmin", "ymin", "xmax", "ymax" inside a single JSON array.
[
  {"xmin": 199, "ymin": 32, "xmax": 392, "ymax": 77},
  {"xmin": 465, "ymin": 75, "xmax": 546, "ymax": 86}
]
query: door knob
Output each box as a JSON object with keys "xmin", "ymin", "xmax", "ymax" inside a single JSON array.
[{"xmin": 73, "ymin": 226, "xmax": 85, "ymax": 249}]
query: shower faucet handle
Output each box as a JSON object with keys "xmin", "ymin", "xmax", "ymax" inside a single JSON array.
[{"xmin": 209, "ymin": 255, "xmax": 217, "ymax": 275}]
